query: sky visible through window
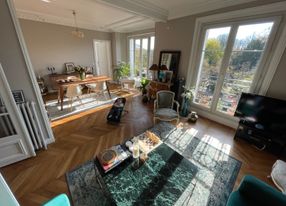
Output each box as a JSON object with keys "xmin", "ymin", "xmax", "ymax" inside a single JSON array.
[{"xmin": 207, "ymin": 22, "xmax": 273, "ymax": 40}]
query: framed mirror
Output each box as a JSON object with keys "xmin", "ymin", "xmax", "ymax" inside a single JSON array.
[{"xmin": 159, "ymin": 51, "xmax": 181, "ymax": 80}]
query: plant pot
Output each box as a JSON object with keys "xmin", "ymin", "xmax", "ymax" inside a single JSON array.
[
  {"xmin": 79, "ymin": 72, "xmax": 86, "ymax": 80},
  {"xmin": 142, "ymin": 95, "xmax": 148, "ymax": 103}
]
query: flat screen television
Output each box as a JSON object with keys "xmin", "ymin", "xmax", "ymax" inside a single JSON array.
[{"xmin": 235, "ymin": 93, "xmax": 286, "ymax": 135}]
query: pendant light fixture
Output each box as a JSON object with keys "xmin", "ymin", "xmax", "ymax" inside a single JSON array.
[{"xmin": 71, "ymin": 10, "xmax": 84, "ymax": 38}]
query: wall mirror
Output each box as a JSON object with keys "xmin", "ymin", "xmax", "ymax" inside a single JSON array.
[{"xmin": 159, "ymin": 51, "xmax": 181, "ymax": 80}]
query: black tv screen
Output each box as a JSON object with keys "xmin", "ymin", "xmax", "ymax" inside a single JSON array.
[{"xmin": 235, "ymin": 93, "xmax": 286, "ymax": 134}]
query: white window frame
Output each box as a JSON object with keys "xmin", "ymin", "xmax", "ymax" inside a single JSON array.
[
  {"xmin": 127, "ymin": 33, "xmax": 155, "ymax": 78},
  {"xmin": 186, "ymin": 2, "xmax": 286, "ymax": 128}
]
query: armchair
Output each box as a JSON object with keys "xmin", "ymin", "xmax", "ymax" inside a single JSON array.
[
  {"xmin": 227, "ymin": 175, "xmax": 286, "ymax": 206},
  {"xmin": 154, "ymin": 90, "xmax": 180, "ymax": 124}
]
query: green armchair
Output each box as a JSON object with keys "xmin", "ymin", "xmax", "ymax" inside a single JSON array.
[{"xmin": 227, "ymin": 175, "xmax": 286, "ymax": 206}]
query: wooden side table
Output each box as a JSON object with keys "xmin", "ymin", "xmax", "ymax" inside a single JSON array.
[{"xmin": 148, "ymin": 80, "xmax": 173, "ymax": 99}]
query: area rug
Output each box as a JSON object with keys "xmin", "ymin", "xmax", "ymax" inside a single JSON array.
[
  {"xmin": 46, "ymin": 90, "xmax": 134, "ymax": 121},
  {"xmin": 66, "ymin": 122, "xmax": 241, "ymax": 206}
]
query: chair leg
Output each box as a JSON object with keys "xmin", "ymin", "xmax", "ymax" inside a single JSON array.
[
  {"xmin": 77, "ymin": 96, "xmax": 83, "ymax": 105},
  {"xmin": 70, "ymin": 98, "xmax": 73, "ymax": 111}
]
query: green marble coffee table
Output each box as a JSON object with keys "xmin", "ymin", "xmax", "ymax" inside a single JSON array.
[{"xmin": 102, "ymin": 143, "xmax": 198, "ymax": 206}]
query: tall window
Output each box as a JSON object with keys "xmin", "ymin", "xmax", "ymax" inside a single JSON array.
[
  {"xmin": 193, "ymin": 20, "xmax": 276, "ymax": 116},
  {"xmin": 129, "ymin": 35, "xmax": 155, "ymax": 78}
]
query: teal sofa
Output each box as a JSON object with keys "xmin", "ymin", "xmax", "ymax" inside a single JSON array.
[{"xmin": 227, "ymin": 175, "xmax": 286, "ymax": 206}]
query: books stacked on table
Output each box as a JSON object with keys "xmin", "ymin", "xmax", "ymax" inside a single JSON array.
[{"xmin": 97, "ymin": 145, "xmax": 131, "ymax": 173}]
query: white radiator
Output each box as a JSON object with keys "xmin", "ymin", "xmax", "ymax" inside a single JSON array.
[{"xmin": 17, "ymin": 102, "xmax": 47, "ymax": 151}]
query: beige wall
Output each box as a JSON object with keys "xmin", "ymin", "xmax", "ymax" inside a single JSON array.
[
  {"xmin": 19, "ymin": 19, "xmax": 112, "ymax": 76},
  {"xmin": 0, "ymin": 1, "xmax": 52, "ymax": 141},
  {"xmin": 154, "ymin": 0, "xmax": 286, "ymax": 100}
]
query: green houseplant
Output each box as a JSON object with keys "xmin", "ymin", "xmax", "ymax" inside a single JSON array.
[
  {"xmin": 74, "ymin": 65, "xmax": 87, "ymax": 80},
  {"xmin": 140, "ymin": 78, "xmax": 150, "ymax": 95},
  {"xmin": 180, "ymin": 86, "xmax": 194, "ymax": 117},
  {"xmin": 113, "ymin": 62, "xmax": 130, "ymax": 82}
]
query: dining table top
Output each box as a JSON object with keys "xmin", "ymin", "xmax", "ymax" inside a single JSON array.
[{"xmin": 56, "ymin": 75, "xmax": 111, "ymax": 87}]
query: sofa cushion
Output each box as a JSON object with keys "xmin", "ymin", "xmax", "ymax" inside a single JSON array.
[{"xmin": 271, "ymin": 160, "xmax": 286, "ymax": 194}]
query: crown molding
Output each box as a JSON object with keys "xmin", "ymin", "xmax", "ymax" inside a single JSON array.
[
  {"xmin": 168, "ymin": 0, "xmax": 256, "ymax": 20},
  {"xmin": 97, "ymin": 0, "xmax": 168, "ymax": 22},
  {"xmin": 16, "ymin": 9, "xmax": 155, "ymax": 32}
]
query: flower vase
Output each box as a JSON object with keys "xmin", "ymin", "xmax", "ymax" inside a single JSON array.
[
  {"xmin": 180, "ymin": 97, "xmax": 190, "ymax": 117},
  {"xmin": 79, "ymin": 72, "xmax": 86, "ymax": 80}
]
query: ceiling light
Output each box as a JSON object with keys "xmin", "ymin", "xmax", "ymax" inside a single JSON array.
[
  {"xmin": 41, "ymin": 0, "xmax": 51, "ymax": 3},
  {"xmin": 71, "ymin": 10, "xmax": 84, "ymax": 39}
]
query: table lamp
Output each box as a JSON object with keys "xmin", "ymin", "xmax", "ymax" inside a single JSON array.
[{"xmin": 149, "ymin": 64, "xmax": 159, "ymax": 80}]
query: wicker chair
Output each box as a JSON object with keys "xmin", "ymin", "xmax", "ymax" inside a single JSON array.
[{"xmin": 153, "ymin": 90, "xmax": 180, "ymax": 124}]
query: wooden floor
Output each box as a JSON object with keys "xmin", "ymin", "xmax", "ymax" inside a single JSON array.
[{"xmin": 0, "ymin": 95, "xmax": 280, "ymax": 205}]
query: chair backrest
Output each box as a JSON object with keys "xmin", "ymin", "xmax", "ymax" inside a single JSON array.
[
  {"xmin": 86, "ymin": 74, "xmax": 93, "ymax": 79},
  {"xmin": 156, "ymin": 90, "xmax": 175, "ymax": 109},
  {"xmin": 121, "ymin": 79, "xmax": 135, "ymax": 89},
  {"xmin": 67, "ymin": 76, "xmax": 79, "ymax": 81},
  {"xmin": 66, "ymin": 85, "xmax": 82, "ymax": 98}
]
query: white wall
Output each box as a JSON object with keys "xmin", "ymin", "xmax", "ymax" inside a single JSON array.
[
  {"xmin": 19, "ymin": 19, "xmax": 112, "ymax": 77},
  {"xmin": 0, "ymin": 0, "xmax": 52, "ymax": 142}
]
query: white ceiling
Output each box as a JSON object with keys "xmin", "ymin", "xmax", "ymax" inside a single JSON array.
[{"xmin": 14, "ymin": 0, "xmax": 256, "ymax": 33}]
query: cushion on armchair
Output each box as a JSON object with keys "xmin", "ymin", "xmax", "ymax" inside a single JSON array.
[{"xmin": 154, "ymin": 108, "xmax": 178, "ymax": 119}]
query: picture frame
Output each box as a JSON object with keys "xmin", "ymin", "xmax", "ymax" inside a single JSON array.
[
  {"xmin": 12, "ymin": 90, "xmax": 25, "ymax": 104},
  {"xmin": 65, "ymin": 62, "xmax": 75, "ymax": 74},
  {"xmin": 85, "ymin": 66, "xmax": 93, "ymax": 74}
]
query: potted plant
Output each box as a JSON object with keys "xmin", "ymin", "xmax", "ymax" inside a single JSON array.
[
  {"xmin": 140, "ymin": 78, "xmax": 150, "ymax": 95},
  {"xmin": 74, "ymin": 65, "xmax": 87, "ymax": 80},
  {"xmin": 113, "ymin": 62, "xmax": 130, "ymax": 82},
  {"xmin": 140, "ymin": 78, "xmax": 150, "ymax": 103},
  {"xmin": 180, "ymin": 86, "xmax": 194, "ymax": 117}
]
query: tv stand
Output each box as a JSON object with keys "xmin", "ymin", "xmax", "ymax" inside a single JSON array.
[{"xmin": 234, "ymin": 120, "xmax": 286, "ymax": 156}]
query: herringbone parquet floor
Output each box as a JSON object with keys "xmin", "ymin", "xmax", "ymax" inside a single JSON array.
[{"xmin": 0, "ymin": 95, "xmax": 280, "ymax": 206}]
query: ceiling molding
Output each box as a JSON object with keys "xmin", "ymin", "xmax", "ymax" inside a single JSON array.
[
  {"xmin": 111, "ymin": 18, "xmax": 147, "ymax": 29},
  {"xmin": 168, "ymin": 0, "xmax": 256, "ymax": 20},
  {"xmin": 103, "ymin": 16, "xmax": 145, "ymax": 29},
  {"xmin": 97, "ymin": 0, "xmax": 168, "ymax": 22},
  {"xmin": 16, "ymin": 9, "xmax": 106, "ymax": 31},
  {"xmin": 16, "ymin": 9, "xmax": 152, "ymax": 32}
]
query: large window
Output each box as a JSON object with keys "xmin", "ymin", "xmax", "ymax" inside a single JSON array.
[
  {"xmin": 129, "ymin": 35, "xmax": 155, "ymax": 78},
  {"xmin": 193, "ymin": 19, "xmax": 276, "ymax": 116}
]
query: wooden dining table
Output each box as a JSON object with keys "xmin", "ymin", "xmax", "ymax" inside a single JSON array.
[{"xmin": 57, "ymin": 75, "xmax": 112, "ymax": 111}]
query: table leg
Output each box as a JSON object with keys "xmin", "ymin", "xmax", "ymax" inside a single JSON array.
[
  {"xmin": 106, "ymin": 81, "xmax": 111, "ymax": 99},
  {"xmin": 60, "ymin": 86, "xmax": 64, "ymax": 111}
]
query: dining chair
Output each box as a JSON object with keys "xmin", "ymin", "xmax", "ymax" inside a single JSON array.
[
  {"xmin": 153, "ymin": 90, "xmax": 180, "ymax": 124},
  {"xmin": 66, "ymin": 84, "xmax": 82, "ymax": 111},
  {"xmin": 120, "ymin": 79, "xmax": 135, "ymax": 90},
  {"xmin": 87, "ymin": 81, "xmax": 107, "ymax": 101}
]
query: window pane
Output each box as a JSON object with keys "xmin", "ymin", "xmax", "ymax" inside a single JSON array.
[
  {"xmin": 141, "ymin": 38, "xmax": 148, "ymax": 78},
  {"xmin": 129, "ymin": 39, "xmax": 134, "ymax": 77},
  {"xmin": 194, "ymin": 27, "xmax": 231, "ymax": 108},
  {"xmin": 149, "ymin": 36, "xmax": 155, "ymax": 66},
  {"xmin": 135, "ymin": 39, "xmax": 141, "ymax": 77},
  {"xmin": 217, "ymin": 22, "xmax": 274, "ymax": 115}
]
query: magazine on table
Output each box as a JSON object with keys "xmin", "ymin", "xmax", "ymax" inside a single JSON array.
[{"xmin": 97, "ymin": 145, "xmax": 131, "ymax": 173}]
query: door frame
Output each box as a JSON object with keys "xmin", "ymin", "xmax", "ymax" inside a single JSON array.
[
  {"xmin": 6, "ymin": 0, "xmax": 55, "ymax": 143},
  {"xmin": 0, "ymin": 63, "xmax": 35, "ymax": 167},
  {"xmin": 186, "ymin": 1, "xmax": 286, "ymax": 128},
  {"xmin": 93, "ymin": 39, "xmax": 112, "ymax": 77}
]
